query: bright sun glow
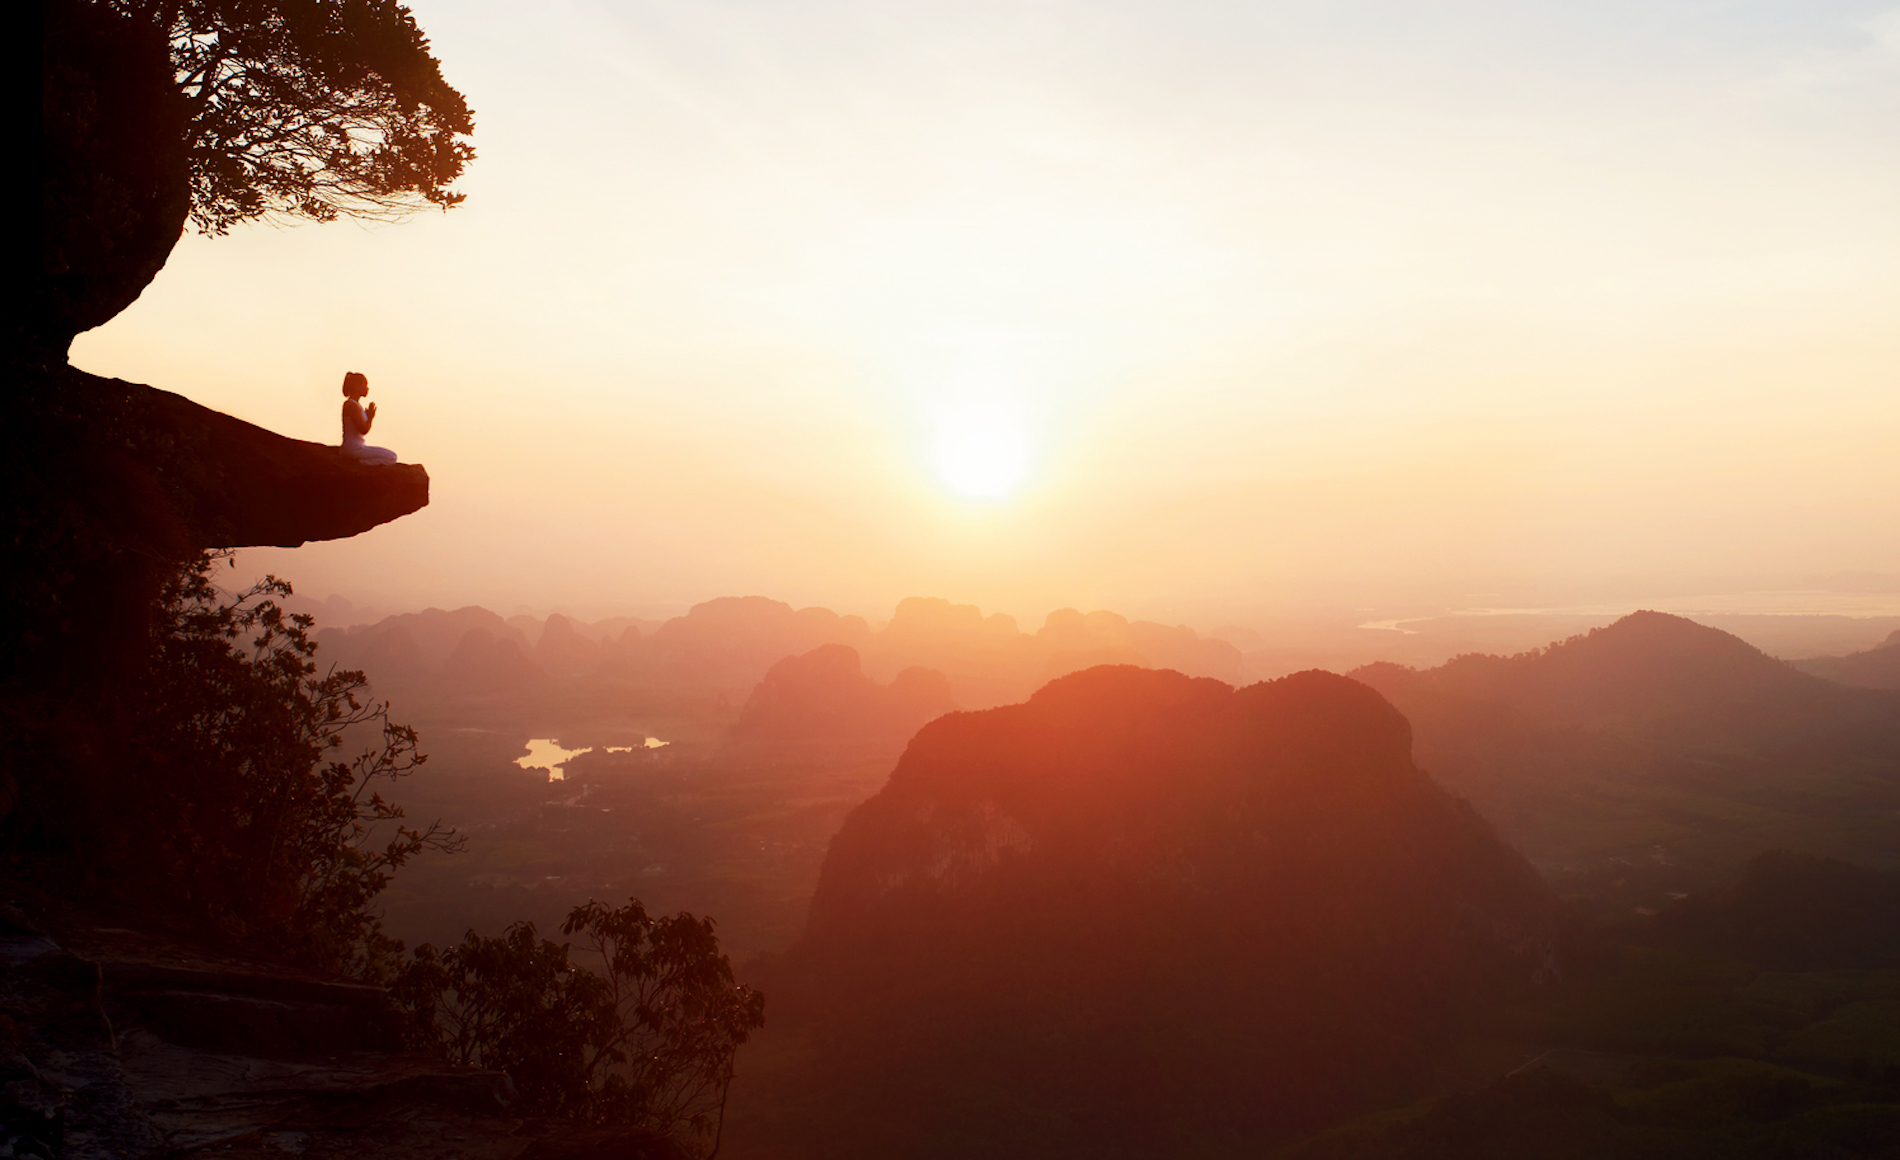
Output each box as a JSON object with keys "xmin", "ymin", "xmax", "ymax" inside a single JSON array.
[{"xmin": 934, "ymin": 409, "xmax": 1031, "ymax": 499}]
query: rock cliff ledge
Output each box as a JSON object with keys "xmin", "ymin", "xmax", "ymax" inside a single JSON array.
[{"xmin": 23, "ymin": 364, "xmax": 429, "ymax": 552}]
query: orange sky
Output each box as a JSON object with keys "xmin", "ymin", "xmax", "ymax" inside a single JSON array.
[{"xmin": 72, "ymin": 0, "xmax": 1900, "ymax": 628}]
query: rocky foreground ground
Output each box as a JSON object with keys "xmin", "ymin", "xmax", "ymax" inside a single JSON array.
[{"xmin": 0, "ymin": 898, "xmax": 682, "ymax": 1160}]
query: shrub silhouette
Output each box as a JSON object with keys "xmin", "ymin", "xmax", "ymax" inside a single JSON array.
[{"xmin": 395, "ymin": 897, "xmax": 765, "ymax": 1157}]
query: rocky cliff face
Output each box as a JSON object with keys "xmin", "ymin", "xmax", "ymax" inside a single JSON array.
[
  {"xmin": 806, "ymin": 667, "xmax": 1563, "ymax": 967},
  {"xmin": 12, "ymin": 5, "xmax": 433, "ymax": 702},
  {"xmin": 34, "ymin": 0, "xmax": 189, "ymax": 359},
  {"xmin": 21, "ymin": 0, "xmax": 431, "ymax": 592},
  {"xmin": 743, "ymin": 666, "xmax": 1571, "ymax": 1157},
  {"xmin": 4, "ymin": 1, "xmax": 435, "ymax": 945}
]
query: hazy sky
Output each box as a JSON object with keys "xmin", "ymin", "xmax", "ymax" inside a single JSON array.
[{"xmin": 74, "ymin": 0, "xmax": 1900, "ymax": 625}]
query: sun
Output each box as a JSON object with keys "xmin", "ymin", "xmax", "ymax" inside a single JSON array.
[{"xmin": 933, "ymin": 409, "xmax": 1030, "ymax": 499}]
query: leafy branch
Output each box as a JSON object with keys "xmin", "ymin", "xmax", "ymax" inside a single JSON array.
[{"xmin": 108, "ymin": 0, "xmax": 476, "ymax": 233}]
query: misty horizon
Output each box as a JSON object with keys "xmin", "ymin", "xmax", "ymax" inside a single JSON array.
[{"xmin": 271, "ymin": 575, "xmax": 1900, "ymax": 669}]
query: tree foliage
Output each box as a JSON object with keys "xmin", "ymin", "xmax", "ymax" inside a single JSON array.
[
  {"xmin": 394, "ymin": 898, "xmax": 766, "ymax": 1156},
  {"xmin": 119, "ymin": 551, "xmax": 460, "ymax": 972},
  {"xmin": 109, "ymin": 0, "xmax": 475, "ymax": 233}
]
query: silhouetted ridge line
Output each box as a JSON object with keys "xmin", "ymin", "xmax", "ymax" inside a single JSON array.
[
  {"xmin": 1355, "ymin": 610, "xmax": 1900, "ymax": 743},
  {"xmin": 1796, "ymin": 628, "xmax": 1900, "ymax": 691},
  {"xmin": 1349, "ymin": 611, "xmax": 1900, "ymax": 896}
]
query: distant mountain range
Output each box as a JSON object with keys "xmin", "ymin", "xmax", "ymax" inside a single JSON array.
[
  {"xmin": 1350, "ymin": 611, "xmax": 1900, "ymax": 897},
  {"xmin": 312, "ymin": 594, "xmax": 1243, "ymax": 721},
  {"xmin": 1795, "ymin": 628, "xmax": 1900, "ymax": 690},
  {"xmin": 729, "ymin": 644, "xmax": 955, "ymax": 750}
]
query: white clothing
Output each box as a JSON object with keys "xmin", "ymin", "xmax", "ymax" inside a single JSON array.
[{"xmin": 341, "ymin": 400, "xmax": 399, "ymax": 465}]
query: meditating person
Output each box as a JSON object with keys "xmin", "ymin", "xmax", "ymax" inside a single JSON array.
[{"xmin": 340, "ymin": 371, "xmax": 399, "ymax": 465}]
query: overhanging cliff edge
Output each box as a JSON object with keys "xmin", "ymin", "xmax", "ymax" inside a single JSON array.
[{"xmin": 48, "ymin": 365, "xmax": 430, "ymax": 550}]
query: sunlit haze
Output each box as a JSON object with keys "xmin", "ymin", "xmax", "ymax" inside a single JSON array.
[{"xmin": 71, "ymin": 0, "xmax": 1900, "ymax": 626}]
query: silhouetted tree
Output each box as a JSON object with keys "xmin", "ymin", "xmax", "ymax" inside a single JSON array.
[
  {"xmin": 110, "ymin": 0, "xmax": 476, "ymax": 233},
  {"xmin": 116, "ymin": 551, "xmax": 460, "ymax": 972},
  {"xmin": 396, "ymin": 898, "xmax": 766, "ymax": 1157}
]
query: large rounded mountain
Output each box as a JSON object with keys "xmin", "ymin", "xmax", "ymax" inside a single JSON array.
[{"xmin": 732, "ymin": 666, "xmax": 1573, "ymax": 1159}]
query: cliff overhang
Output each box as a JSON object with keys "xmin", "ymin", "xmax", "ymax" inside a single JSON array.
[{"xmin": 21, "ymin": 363, "xmax": 429, "ymax": 553}]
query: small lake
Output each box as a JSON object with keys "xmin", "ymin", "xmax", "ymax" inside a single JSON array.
[
  {"xmin": 516, "ymin": 736, "xmax": 670, "ymax": 780},
  {"xmin": 1356, "ymin": 619, "xmax": 1422, "ymax": 635}
]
